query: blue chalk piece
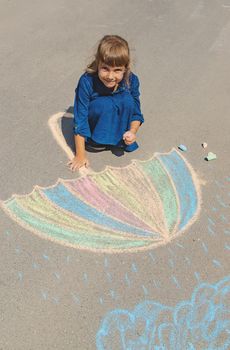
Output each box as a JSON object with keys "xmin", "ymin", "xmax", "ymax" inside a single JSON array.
[{"xmin": 178, "ymin": 144, "xmax": 187, "ymax": 152}]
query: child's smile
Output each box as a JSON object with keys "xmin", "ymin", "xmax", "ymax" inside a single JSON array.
[{"xmin": 98, "ymin": 63, "xmax": 126, "ymax": 90}]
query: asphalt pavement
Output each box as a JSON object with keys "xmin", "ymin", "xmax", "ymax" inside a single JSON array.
[{"xmin": 0, "ymin": 1, "xmax": 229, "ymax": 349}]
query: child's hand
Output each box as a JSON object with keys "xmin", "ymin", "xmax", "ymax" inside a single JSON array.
[
  {"xmin": 123, "ymin": 131, "xmax": 136, "ymax": 145},
  {"xmin": 67, "ymin": 155, "xmax": 89, "ymax": 172}
]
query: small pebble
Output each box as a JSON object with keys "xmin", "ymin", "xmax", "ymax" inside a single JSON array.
[
  {"xmin": 178, "ymin": 144, "xmax": 187, "ymax": 152},
  {"xmin": 205, "ymin": 152, "xmax": 217, "ymax": 161},
  {"xmin": 202, "ymin": 142, "xmax": 208, "ymax": 148}
]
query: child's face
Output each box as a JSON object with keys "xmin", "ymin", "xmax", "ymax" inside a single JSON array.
[{"xmin": 98, "ymin": 63, "xmax": 126, "ymax": 89}]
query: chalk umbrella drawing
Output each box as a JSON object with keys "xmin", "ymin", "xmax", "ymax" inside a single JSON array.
[{"xmin": 0, "ymin": 145, "xmax": 202, "ymax": 252}]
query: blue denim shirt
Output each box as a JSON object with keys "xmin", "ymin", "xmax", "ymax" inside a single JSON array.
[{"xmin": 73, "ymin": 72, "xmax": 144, "ymax": 151}]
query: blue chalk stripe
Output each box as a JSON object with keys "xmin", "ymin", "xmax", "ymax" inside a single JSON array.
[
  {"xmin": 158, "ymin": 151, "xmax": 198, "ymax": 230},
  {"xmin": 43, "ymin": 183, "xmax": 157, "ymax": 238}
]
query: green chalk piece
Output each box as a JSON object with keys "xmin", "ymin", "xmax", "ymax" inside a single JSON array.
[
  {"xmin": 178, "ymin": 144, "xmax": 187, "ymax": 152},
  {"xmin": 205, "ymin": 152, "xmax": 217, "ymax": 161}
]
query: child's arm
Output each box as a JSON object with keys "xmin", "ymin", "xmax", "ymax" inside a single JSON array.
[
  {"xmin": 123, "ymin": 121, "xmax": 141, "ymax": 145},
  {"xmin": 68, "ymin": 134, "xmax": 89, "ymax": 171},
  {"xmin": 68, "ymin": 75, "xmax": 92, "ymax": 171},
  {"xmin": 130, "ymin": 120, "xmax": 141, "ymax": 134},
  {"xmin": 123, "ymin": 74, "xmax": 144, "ymax": 145}
]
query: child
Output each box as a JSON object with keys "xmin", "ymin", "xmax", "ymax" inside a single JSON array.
[{"xmin": 68, "ymin": 35, "xmax": 144, "ymax": 171}]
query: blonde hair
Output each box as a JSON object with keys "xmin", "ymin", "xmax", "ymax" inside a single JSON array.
[{"xmin": 86, "ymin": 35, "xmax": 131, "ymax": 86}]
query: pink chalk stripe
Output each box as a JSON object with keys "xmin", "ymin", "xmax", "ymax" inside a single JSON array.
[{"xmin": 65, "ymin": 177, "xmax": 154, "ymax": 233}]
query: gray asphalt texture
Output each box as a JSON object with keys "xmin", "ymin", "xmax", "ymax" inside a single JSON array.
[{"xmin": 0, "ymin": 1, "xmax": 229, "ymax": 349}]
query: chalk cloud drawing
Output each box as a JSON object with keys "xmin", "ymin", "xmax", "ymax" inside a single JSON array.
[
  {"xmin": 96, "ymin": 275, "xmax": 230, "ymax": 350},
  {"xmin": 0, "ymin": 146, "xmax": 201, "ymax": 252}
]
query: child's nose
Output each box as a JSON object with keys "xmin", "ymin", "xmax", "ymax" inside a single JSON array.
[{"xmin": 108, "ymin": 72, "xmax": 115, "ymax": 80}]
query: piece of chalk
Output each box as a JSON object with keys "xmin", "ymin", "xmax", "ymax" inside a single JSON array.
[
  {"xmin": 178, "ymin": 144, "xmax": 187, "ymax": 152},
  {"xmin": 205, "ymin": 152, "xmax": 217, "ymax": 161},
  {"xmin": 202, "ymin": 142, "xmax": 208, "ymax": 148}
]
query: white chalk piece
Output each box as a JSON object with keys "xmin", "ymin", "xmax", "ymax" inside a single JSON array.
[
  {"xmin": 205, "ymin": 152, "xmax": 217, "ymax": 161},
  {"xmin": 202, "ymin": 142, "xmax": 208, "ymax": 148},
  {"xmin": 178, "ymin": 144, "xmax": 187, "ymax": 152}
]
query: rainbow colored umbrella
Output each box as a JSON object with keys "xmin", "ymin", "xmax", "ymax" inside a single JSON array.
[{"xmin": 0, "ymin": 149, "xmax": 201, "ymax": 252}]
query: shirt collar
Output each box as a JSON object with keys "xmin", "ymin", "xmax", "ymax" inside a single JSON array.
[{"xmin": 93, "ymin": 75, "xmax": 126, "ymax": 95}]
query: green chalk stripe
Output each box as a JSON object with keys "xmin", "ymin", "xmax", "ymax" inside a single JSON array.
[
  {"xmin": 91, "ymin": 168, "xmax": 156, "ymax": 230},
  {"xmin": 138, "ymin": 158, "xmax": 178, "ymax": 233}
]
